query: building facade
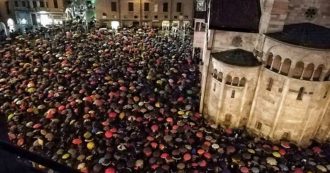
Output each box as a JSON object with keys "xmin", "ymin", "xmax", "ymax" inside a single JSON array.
[
  {"xmin": 95, "ymin": 0, "xmax": 194, "ymax": 29},
  {"xmin": 0, "ymin": 0, "xmax": 66, "ymax": 32},
  {"xmin": 196, "ymin": 0, "xmax": 330, "ymax": 147}
]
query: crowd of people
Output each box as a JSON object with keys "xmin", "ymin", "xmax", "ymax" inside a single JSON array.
[{"xmin": 0, "ymin": 26, "xmax": 330, "ymax": 173}]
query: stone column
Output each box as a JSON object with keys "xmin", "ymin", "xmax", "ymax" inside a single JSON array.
[
  {"xmin": 247, "ymin": 67, "xmax": 263, "ymax": 127},
  {"xmin": 216, "ymin": 79, "xmax": 226, "ymax": 124},
  {"xmin": 237, "ymin": 82, "xmax": 249, "ymax": 127},
  {"xmin": 269, "ymin": 78, "xmax": 290, "ymax": 137}
]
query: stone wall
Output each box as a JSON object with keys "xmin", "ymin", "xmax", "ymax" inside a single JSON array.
[{"xmin": 285, "ymin": 0, "xmax": 330, "ymax": 28}]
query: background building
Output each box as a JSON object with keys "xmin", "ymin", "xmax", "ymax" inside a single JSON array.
[
  {"xmin": 95, "ymin": 0, "xmax": 194, "ymax": 29},
  {"xmin": 0, "ymin": 0, "xmax": 66, "ymax": 32},
  {"xmin": 197, "ymin": 0, "xmax": 330, "ymax": 146}
]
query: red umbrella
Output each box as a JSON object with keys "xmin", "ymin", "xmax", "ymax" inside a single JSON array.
[
  {"xmin": 119, "ymin": 86, "xmax": 127, "ymax": 91},
  {"xmin": 172, "ymin": 125, "xmax": 179, "ymax": 130},
  {"xmin": 108, "ymin": 112, "xmax": 117, "ymax": 118},
  {"xmin": 72, "ymin": 138, "xmax": 82, "ymax": 145},
  {"xmin": 45, "ymin": 108, "xmax": 56, "ymax": 119},
  {"xmin": 161, "ymin": 153, "xmax": 169, "ymax": 159},
  {"xmin": 198, "ymin": 160, "xmax": 207, "ymax": 167},
  {"xmin": 151, "ymin": 164, "xmax": 159, "ymax": 170},
  {"xmin": 294, "ymin": 168, "xmax": 303, "ymax": 173},
  {"xmin": 197, "ymin": 149, "xmax": 205, "ymax": 155},
  {"xmin": 177, "ymin": 96, "xmax": 184, "ymax": 102},
  {"xmin": 110, "ymin": 128, "xmax": 117, "ymax": 133},
  {"xmin": 166, "ymin": 117, "xmax": 173, "ymax": 124},
  {"xmin": 105, "ymin": 167, "xmax": 116, "ymax": 173},
  {"xmin": 33, "ymin": 123, "xmax": 42, "ymax": 129},
  {"xmin": 105, "ymin": 131, "xmax": 113, "ymax": 138},
  {"xmin": 240, "ymin": 166, "xmax": 249, "ymax": 173},
  {"xmin": 151, "ymin": 142, "xmax": 158, "ymax": 149},
  {"xmin": 225, "ymin": 128, "xmax": 233, "ymax": 135},
  {"xmin": 151, "ymin": 124, "xmax": 159, "ymax": 132},
  {"xmin": 196, "ymin": 131, "xmax": 203, "ymax": 138},
  {"xmin": 58, "ymin": 105, "xmax": 66, "ymax": 111},
  {"xmin": 94, "ymin": 99, "xmax": 103, "ymax": 106},
  {"xmin": 312, "ymin": 146, "xmax": 321, "ymax": 154},
  {"xmin": 279, "ymin": 149, "xmax": 286, "ymax": 156},
  {"xmin": 203, "ymin": 152, "xmax": 212, "ymax": 159},
  {"xmin": 183, "ymin": 153, "xmax": 191, "ymax": 161}
]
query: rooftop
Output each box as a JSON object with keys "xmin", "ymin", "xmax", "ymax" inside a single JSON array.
[
  {"xmin": 212, "ymin": 49, "xmax": 261, "ymax": 67},
  {"xmin": 267, "ymin": 23, "xmax": 330, "ymax": 49},
  {"xmin": 208, "ymin": 0, "xmax": 261, "ymax": 33}
]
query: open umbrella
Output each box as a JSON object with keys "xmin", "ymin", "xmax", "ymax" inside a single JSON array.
[{"xmin": 266, "ymin": 157, "xmax": 277, "ymax": 166}]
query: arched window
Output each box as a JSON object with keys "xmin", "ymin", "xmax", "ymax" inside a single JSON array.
[
  {"xmin": 212, "ymin": 69, "xmax": 217, "ymax": 78},
  {"xmin": 280, "ymin": 59, "xmax": 291, "ymax": 75},
  {"xmin": 232, "ymin": 77, "xmax": 239, "ymax": 86},
  {"xmin": 302, "ymin": 63, "xmax": 314, "ymax": 80},
  {"xmin": 226, "ymin": 75, "xmax": 232, "ymax": 85},
  {"xmin": 239, "ymin": 78, "xmax": 246, "ymax": 87},
  {"xmin": 272, "ymin": 55, "xmax": 282, "ymax": 72},
  {"xmin": 325, "ymin": 70, "xmax": 330, "ymax": 81},
  {"xmin": 266, "ymin": 78, "xmax": 273, "ymax": 91},
  {"xmin": 265, "ymin": 53, "xmax": 273, "ymax": 69},
  {"xmin": 297, "ymin": 87, "xmax": 304, "ymax": 100},
  {"xmin": 312, "ymin": 65, "xmax": 324, "ymax": 81},
  {"xmin": 217, "ymin": 72, "xmax": 223, "ymax": 82},
  {"xmin": 292, "ymin": 62, "xmax": 304, "ymax": 79}
]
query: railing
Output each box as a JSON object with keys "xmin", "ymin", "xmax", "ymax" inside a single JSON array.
[{"xmin": 0, "ymin": 141, "xmax": 79, "ymax": 173}]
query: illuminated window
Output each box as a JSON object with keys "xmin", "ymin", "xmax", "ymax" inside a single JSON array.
[{"xmin": 154, "ymin": 4, "xmax": 158, "ymax": 12}]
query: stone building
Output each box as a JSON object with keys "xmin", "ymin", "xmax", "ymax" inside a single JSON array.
[
  {"xmin": 0, "ymin": 0, "xmax": 66, "ymax": 32},
  {"xmin": 95, "ymin": 0, "xmax": 194, "ymax": 29},
  {"xmin": 196, "ymin": 0, "xmax": 330, "ymax": 147}
]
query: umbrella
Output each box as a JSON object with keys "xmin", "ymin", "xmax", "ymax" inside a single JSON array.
[
  {"xmin": 317, "ymin": 165, "xmax": 327, "ymax": 172},
  {"xmin": 279, "ymin": 164, "xmax": 289, "ymax": 171},
  {"xmin": 266, "ymin": 157, "xmax": 277, "ymax": 166},
  {"xmin": 226, "ymin": 146, "xmax": 236, "ymax": 154},
  {"xmin": 183, "ymin": 153, "xmax": 191, "ymax": 161},
  {"xmin": 240, "ymin": 166, "xmax": 249, "ymax": 173},
  {"xmin": 294, "ymin": 168, "xmax": 303, "ymax": 173},
  {"xmin": 272, "ymin": 152, "xmax": 281, "ymax": 158},
  {"xmin": 312, "ymin": 146, "xmax": 321, "ymax": 154},
  {"xmin": 105, "ymin": 167, "xmax": 116, "ymax": 173},
  {"xmin": 280, "ymin": 141, "xmax": 291, "ymax": 149},
  {"xmin": 251, "ymin": 167, "xmax": 259, "ymax": 173}
]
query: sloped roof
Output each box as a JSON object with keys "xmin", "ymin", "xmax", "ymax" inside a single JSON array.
[
  {"xmin": 209, "ymin": 0, "xmax": 261, "ymax": 33},
  {"xmin": 212, "ymin": 49, "xmax": 261, "ymax": 67},
  {"xmin": 267, "ymin": 23, "xmax": 330, "ymax": 49}
]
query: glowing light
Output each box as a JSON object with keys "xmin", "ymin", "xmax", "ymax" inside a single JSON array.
[
  {"xmin": 40, "ymin": 14, "xmax": 52, "ymax": 26},
  {"xmin": 111, "ymin": 21, "xmax": 120, "ymax": 30}
]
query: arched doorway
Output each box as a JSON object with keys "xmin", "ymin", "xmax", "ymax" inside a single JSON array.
[{"xmin": 7, "ymin": 18, "xmax": 15, "ymax": 32}]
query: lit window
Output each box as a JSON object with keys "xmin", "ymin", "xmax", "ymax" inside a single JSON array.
[{"xmin": 154, "ymin": 4, "xmax": 158, "ymax": 12}]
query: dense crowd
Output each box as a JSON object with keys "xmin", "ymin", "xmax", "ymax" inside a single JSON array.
[{"xmin": 0, "ymin": 26, "xmax": 330, "ymax": 173}]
